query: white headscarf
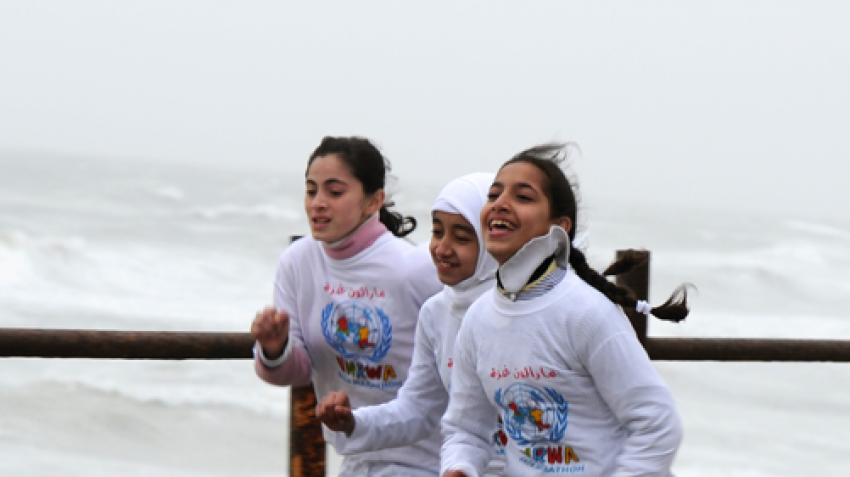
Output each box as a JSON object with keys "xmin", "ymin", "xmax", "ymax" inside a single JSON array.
[{"xmin": 431, "ymin": 172, "xmax": 499, "ymax": 320}]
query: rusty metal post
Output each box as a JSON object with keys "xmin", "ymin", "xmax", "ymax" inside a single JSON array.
[
  {"xmin": 287, "ymin": 234, "xmax": 325, "ymax": 477},
  {"xmin": 290, "ymin": 384, "xmax": 325, "ymax": 477},
  {"xmin": 615, "ymin": 250, "xmax": 649, "ymax": 347}
]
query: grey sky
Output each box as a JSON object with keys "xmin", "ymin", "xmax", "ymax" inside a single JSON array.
[{"xmin": 1, "ymin": 1, "xmax": 848, "ymax": 220}]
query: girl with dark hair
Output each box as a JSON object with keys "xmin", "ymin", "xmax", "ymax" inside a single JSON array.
[
  {"xmin": 441, "ymin": 144, "xmax": 689, "ymax": 477},
  {"xmin": 250, "ymin": 136, "xmax": 443, "ymax": 477}
]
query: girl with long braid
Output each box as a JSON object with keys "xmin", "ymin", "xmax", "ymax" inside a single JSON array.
[{"xmin": 441, "ymin": 144, "xmax": 690, "ymax": 477}]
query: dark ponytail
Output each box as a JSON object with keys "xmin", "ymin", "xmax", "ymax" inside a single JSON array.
[
  {"xmin": 569, "ymin": 246, "xmax": 692, "ymax": 322},
  {"xmin": 307, "ymin": 136, "xmax": 417, "ymax": 238},
  {"xmin": 378, "ymin": 201, "xmax": 416, "ymax": 238},
  {"xmin": 504, "ymin": 143, "xmax": 693, "ymax": 322}
]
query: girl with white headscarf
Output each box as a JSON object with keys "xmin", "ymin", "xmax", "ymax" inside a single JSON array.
[{"xmin": 316, "ymin": 172, "xmax": 505, "ymax": 476}]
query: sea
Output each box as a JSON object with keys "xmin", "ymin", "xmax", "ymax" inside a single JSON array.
[{"xmin": 1, "ymin": 151, "xmax": 849, "ymax": 476}]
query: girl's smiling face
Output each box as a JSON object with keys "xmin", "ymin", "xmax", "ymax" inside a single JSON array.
[
  {"xmin": 481, "ymin": 162, "xmax": 571, "ymax": 265},
  {"xmin": 430, "ymin": 211, "xmax": 480, "ymax": 286}
]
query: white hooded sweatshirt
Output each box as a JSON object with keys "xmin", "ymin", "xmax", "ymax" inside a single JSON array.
[{"xmin": 343, "ymin": 172, "xmax": 505, "ymax": 475}]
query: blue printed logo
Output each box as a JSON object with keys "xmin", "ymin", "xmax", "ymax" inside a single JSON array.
[
  {"xmin": 495, "ymin": 383, "xmax": 569, "ymax": 446},
  {"xmin": 321, "ymin": 300, "xmax": 392, "ymax": 363}
]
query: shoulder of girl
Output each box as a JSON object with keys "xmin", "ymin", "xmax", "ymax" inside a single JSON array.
[
  {"xmin": 279, "ymin": 236, "xmax": 320, "ymax": 263},
  {"xmin": 420, "ymin": 289, "xmax": 448, "ymax": 313}
]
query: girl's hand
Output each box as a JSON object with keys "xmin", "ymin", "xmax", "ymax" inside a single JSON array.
[
  {"xmin": 315, "ymin": 390, "xmax": 356, "ymax": 436},
  {"xmin": 250, "ymin": 306, "xmax": 290, "ymax": 358}
]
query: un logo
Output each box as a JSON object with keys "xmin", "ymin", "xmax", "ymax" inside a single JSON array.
[
  {"xmin": 321, "ymin": 300, "xmax": 393, "ymax": 363},
  {"xmin": 495, "ymin": 383, "xmax": 569, "ymax": 446}
]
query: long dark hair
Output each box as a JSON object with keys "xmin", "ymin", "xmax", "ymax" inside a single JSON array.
[
  {"xmin": 307, "ymin": 136, "xmax": 416, "ymax": 238},
  {"xmin": 501, "ymin": 144, "xmax": 691, "ymax": 322}
]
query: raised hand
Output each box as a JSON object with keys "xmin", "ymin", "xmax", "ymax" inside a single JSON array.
[
  {"xmin": 250, "ymin": 306, "xmax": 290, "ymax": 359},
  {"xmin": 315, "ymin": 390, "xmax": 356, "ymax": 436}
]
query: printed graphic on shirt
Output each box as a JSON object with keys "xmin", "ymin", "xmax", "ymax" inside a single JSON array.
[
  {"xmin": 495, "ymin": 383, "xmax": 584, "ymax": 473},
  {"xmin": 493, "ymin": 415, "xmax": 507, "ymax": 457},
  {"xmin": 321, "ymin": 300, "xmax": 401, "ymax": 389}
]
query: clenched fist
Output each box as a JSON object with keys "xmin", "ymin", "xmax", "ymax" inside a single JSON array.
[
  {"xmin": 315, "ymin": 390, "xmax": 356, "ymax": 436},
  {"xmin": 250, "ymin": 306, "xmax": 290, "ymax": 359}
]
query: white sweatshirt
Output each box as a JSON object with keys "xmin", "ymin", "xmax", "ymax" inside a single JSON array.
[
  {"xmin": 441, "ymin": 267, "xmax": 683, "ymax": 476},
  {"xmin": 255, "ymin": 232, "xmax": 443, "ymax": 473},
  {"xmin": 341, "ymin": 172, "xmax": 505, "ymax": 475},
  {"xmin": 347, "ymin": 289, "xmax": 458, "ymax": 450}
]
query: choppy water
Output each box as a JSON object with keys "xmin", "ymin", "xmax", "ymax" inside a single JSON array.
[{"xmin": 1, "ymin": 152, "xmax": 849, "ymax": 476}]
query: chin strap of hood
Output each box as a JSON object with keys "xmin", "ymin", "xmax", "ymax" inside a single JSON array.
[{"xmin": 497, "ymin": 225, "xmax": 571, "ymax": 295}]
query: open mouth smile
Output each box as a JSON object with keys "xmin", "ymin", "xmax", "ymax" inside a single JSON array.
[{"xmin": 488, "ymin": 219, "xmax": 517, "ymax": 232}]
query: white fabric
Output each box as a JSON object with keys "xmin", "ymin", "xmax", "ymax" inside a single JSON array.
[
  {"xmin": 442, "ymin": 252, "xmax": 683, "ymax": 475},
  {"xmin": 338, "ymin": 459, "xmax": 437, "ymax": 477},
  {"xmin": 497, "ymin": 225, "xmax": 570, "ymax": 294},
  {"xmin": 254, "ymin": 340, "xmax": 289, "ymax": 368},
  {"xmin": 255, "ymin": 233, "xmax": 443, "ymax": 474},
  {"xmin": 344, "ymin": 172, "xmax": 504, "ymax": 476},
  {"xmin": 636, "ymin": 300, "xmax": 654, "ymax": 316},
  {"xmin": 431, "ymin": 172, "xmax": 499, "ymax": 306}
]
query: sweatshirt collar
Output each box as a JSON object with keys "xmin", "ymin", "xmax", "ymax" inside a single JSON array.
[
  {"xmin": 321, "ymin": 214, "xmax": 387, "ymax": 260},
  {"xmin": 496, "ymin": 225, "xmax": 570, "ymax": 297}
]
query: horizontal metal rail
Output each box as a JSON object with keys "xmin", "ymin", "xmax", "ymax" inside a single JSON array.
[
  {"xmin": 1, "ymin": 329, "xmax": 849, "ymax": 362},
  {"xmin": 0, "ymin": 329, "xmax": 254, "ymax": 360},
  {"xmin": 645, "ymin": 337, "xmax": 850, "ymax": 362}
]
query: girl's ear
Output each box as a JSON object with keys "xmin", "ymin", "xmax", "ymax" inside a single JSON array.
[
  {"xmin": 364, "ymin": 189, "xmax": 386, "ymax": 216},
  {"xmin": 556, "ymin": 216, "xmax": 572, "ymax": 234}
]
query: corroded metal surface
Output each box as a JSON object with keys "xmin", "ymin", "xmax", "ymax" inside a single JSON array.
[
  {"xmin": 0, "ymin": 329, "xmax": 254, "ymax": 359},
  {"xmin": 2, "ymin": 330, "xmax": 850, "ymax": 362},
  {"xmin": 290, "ymin": 385, "xmax": 326, "ymax": 477},
  {"xmin": 647, "ymin": 337, "xmax": 850, "ymax": 362}
]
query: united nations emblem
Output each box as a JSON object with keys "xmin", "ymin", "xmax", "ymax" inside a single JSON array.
[
  {"xmin": 495, "ymin": 383, "xmax": 569, "ymax": 446},
  {"xmin": 321, "ymin": 300, "xmax": 392, "ymax": 363}
]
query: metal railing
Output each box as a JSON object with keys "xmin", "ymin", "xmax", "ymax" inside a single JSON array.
[{"xmin": 2, "ymin": 250, "xmax": 848, "ymax": 476}]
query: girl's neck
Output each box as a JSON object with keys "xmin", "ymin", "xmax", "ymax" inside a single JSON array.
[{"xmin": 321, "ymin": 214, "xmax": 387, "ymax": 259}]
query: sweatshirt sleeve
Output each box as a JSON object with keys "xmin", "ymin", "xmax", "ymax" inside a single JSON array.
[
  {"xmin": 582, "ymin": 310, "xmax": 683, "ymax": 476},
  {"xmin": 344, "ymin": 310, "xmax": 449, "ymax": 453},
  {"xmin": 253, "ymin": 252, "xmax": 313, "ymax": 387},
  {"xmin": 440, "ymin": 318, "xmax": 495, "ymax": 477}
]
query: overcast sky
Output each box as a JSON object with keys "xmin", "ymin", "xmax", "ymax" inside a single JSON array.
[{"xmin": 1, "ymin": 1, "xmax": 848, "ymax": 221}]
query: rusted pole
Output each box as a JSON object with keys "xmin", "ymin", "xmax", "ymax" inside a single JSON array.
[
  {"xmin": 286, "ymin": 234, "xmax": 326, "ymax": 477},
  {"xmin": 290, "ymin": 384, "xmax": 325, "ymax": 477},
  {"xmin": 0, "ymin": 329, "xmax": 253, "ymax": 359},
  {"xmin": 616, "ymin": 249, "xmax": 649, "ymax": 347}
]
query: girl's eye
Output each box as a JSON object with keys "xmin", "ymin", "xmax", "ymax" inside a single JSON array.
[
  {"xmin": 431, "ymin": 229, "xmax": 444, "ymax": 238},
  {"xmin": 329, "ymin": 190, "xmax": 344, "ymax": 197},
  {"xmin": 486, "ymin": 193, "xmax": 499, "ymax": 201},
  {"xmin": 456, "ymin": 235, "xmax": 472, "ymax": 243},
  {"xmin": 306, "ymin": 189, "xmax": 317, "ymax": 197},
  {"xmin": 518, "ymin": 195, "xmax": 532, "ymax": 202}
]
